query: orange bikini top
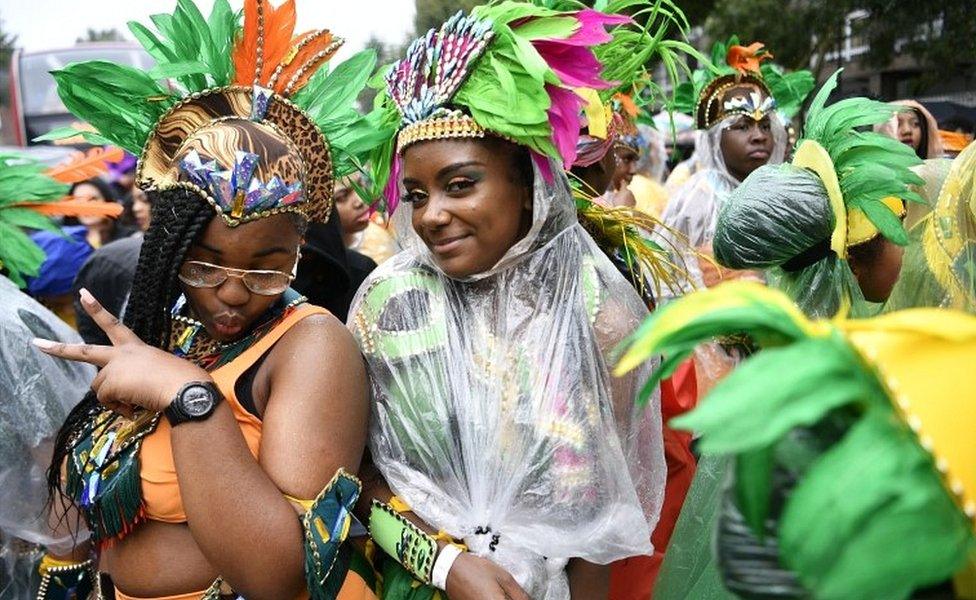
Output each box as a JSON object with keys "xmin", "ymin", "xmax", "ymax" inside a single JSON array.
[{"xmin": 139, "ymin": 304, "xmax": 328, "ymax": 523}]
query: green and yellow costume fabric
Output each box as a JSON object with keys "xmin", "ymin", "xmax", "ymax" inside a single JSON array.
[{"xmin": 618, "ymin": 281, "xmax": 976, "ymax": 600}]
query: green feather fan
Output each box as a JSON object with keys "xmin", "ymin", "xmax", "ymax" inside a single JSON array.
[
  {"xmin": 48, "ymin": 62, "xmax": 177, "ymax": 154},
  {"xmin": 39, "ymin": 0, "xmax": 387, "ymax": 181},
  {"xmin": 0, "ymin": 155, "xmax": 70, "ymax": 287}
]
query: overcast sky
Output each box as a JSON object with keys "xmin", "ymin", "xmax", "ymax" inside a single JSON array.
[{"xmin": 2, "ymin": 0, "xmax": 416, "ymax": 61}]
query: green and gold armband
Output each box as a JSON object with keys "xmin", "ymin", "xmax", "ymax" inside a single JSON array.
[
  {"xmin": 35, "ymin": 555, "xmax": 95, "ymax": 600},
  {"xmin": 368, "ymin": 499, "xmax": 438, "ymax": 584},
  {"xmin": 300, "ymin": 468, "xmax": 362, "ymax": 600}
]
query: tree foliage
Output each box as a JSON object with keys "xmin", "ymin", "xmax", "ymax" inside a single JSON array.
[
  {"xmin": 0, "ymin": 13, "xmax": 17, "ymax": 68},
  {"xmin": 414, "ymin": 0, "xmax": 482, "ymax": 36},
  {"xmin": 704, "ymin": 0, "xmax": 976, "ymax": 86},
  {"xmin": 76, "ymin": 28, "xmax": 126, "ymax": 44}
]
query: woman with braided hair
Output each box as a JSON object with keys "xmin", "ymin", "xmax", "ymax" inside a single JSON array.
[{"xmin": 30, "ymin": 1, "xmax": 390, "ymax": 598}]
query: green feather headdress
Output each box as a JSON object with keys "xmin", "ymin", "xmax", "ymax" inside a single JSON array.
[
  {"xmin": 616, "ymin": 281, "xmax": 976, "ymax": 600},
  {"xmin": 370, "ymin": 0, "xmax": 694, "ymax": 212},
  {"xmin": 42, "ymin": 0, "xmax": 390, "ymax": 226},
  {"xmin": 790, "ymin": 70, "xmax": 925, "ymax": 256},
  {"xmin": 671, "ymin": 35, "xmax": 814, "ymax": 129},
  {"xmin": 570, "ymin": 0, "xmax": 705, "ymax": 153}
]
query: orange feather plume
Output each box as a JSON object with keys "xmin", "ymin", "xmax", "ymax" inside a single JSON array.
[
  {"xmin": 727, "ymin": 42, "xmax": 772, "ymax": 76},
  {"xmin": 613, "ymin": 93, "xmax": 639, "ymax": 119},
  {"xmin": 16, "ymin": 198, "xmax": 124, "ymax": 218},
  {"xmin": 273, "ymin": 30, "xmax": 342, "ymax": 96},
  {"xmin": 260, "ymin": 0, "xmax": 297, "ymax": 83},
  {"xmin": 232, "ymin": 0, "xmax": 298, "ymax": 86},
  {"xmin": 233, "ymin": 0, "xmax": 260, "ymax": 84},
  {"xmin": 45, "ymin": 146, "xmax": 125, "ymax": 184}
]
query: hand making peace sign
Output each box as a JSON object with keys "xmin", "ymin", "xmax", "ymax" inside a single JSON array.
[{"xmin": 33, "ymin": 288, "xmax": 212, "ymax": 417}]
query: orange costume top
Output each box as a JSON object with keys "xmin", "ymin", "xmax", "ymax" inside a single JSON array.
[
  {"xmin": 104, "ymin": 303, "xmax": 374, "ymax": 600},
  {"xmin": 137, "ymin": 304, "xmax": 323, "ymax": 523}
]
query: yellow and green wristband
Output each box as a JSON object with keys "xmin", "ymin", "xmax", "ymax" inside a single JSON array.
[{"xmin": 368, "ymin": 498, "xmax": 439, "ymax": 583}]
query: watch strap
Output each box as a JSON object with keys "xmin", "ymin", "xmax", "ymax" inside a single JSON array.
[{"xmin": 164, "ymin": 380, "xmax": 220, "ymax": 426}]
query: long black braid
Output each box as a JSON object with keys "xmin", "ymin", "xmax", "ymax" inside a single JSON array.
[{"xmin": 46, "ymin": 187, "xmax": 214, "ymax": 516}]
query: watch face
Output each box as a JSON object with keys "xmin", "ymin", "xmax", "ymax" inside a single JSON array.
[{"xmin": 181, "ymin": 385, "xmax": 215, "ymax": 417}]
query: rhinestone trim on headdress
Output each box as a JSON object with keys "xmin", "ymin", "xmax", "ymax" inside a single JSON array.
[
  {"xmin": 386, "ymin": 11, "xmax": 496, "ymax": 152},
  {"xmin": 722, "ymin": 90, "xmax": 777, "ymax": 123},
  {"xmin": 180, "ymin": 149, "xmax": 303, "ymax": 220}
]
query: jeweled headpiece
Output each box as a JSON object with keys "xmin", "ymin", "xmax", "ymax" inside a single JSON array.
[
  {"xmin": 46, "ymin": 0, "xmax": 388, "ymax": 226},
  {"xmin": 370, "ymin": 2, "xmax": 634, "ymax": 211},
  {"xmin": 673, "ymin": 37, "xmax": 815, "ymax": 130}
]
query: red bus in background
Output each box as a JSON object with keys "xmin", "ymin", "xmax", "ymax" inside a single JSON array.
[{"xmin": 6, "ymin": 42, "xmax": 153, "ymax": 147}]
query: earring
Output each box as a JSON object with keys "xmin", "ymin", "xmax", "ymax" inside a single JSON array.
[{"xmin": 170, "ymin": 293, "xmax": 187, "ymax": 317}]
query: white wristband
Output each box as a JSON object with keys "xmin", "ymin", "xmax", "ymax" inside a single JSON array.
[{"xmin": 431, "ymin": 543, "xmax": 464, "ymax": 590}]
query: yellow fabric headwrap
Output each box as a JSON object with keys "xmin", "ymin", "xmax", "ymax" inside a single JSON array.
[
  {"xmin": 792, "ymin": 139, "xmax": 906, "ymax": 255},
  {"xmin": 842, "ymin": 309, "xmax": 976, "ymax": 529}
]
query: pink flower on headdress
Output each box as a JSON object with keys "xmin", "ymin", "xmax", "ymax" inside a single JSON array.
[
  {"xmin": 532, "ymin": 151, "xmax": 555, "ymax": 184},
  {"xmin": 520, "ymin": 9, "xmax": 627, "ymax": 169},
  {"xmin": 383, "ymin": 153, "xmax": 402, "ymax": 213},
  {"xmin": 532, "ymin": 41, "xmax": 606, "ymax": 89},
  {"xmin": 546, "ymin": 83, "xmax": 587, "ymax": 169},
  {"xmin": 566, "ymin": 9, "xmax": 631, "ymax": 45},
  {"xmin": 529, "ymin": 11, "xmax": 627, "ymax": 89}
]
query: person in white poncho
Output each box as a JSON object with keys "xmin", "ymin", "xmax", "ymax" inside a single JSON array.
[{"xmin": 348, "ymin": 4, "xmax": 671, "ymax": 599}]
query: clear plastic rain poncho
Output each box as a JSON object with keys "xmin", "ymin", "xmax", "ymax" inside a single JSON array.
[
  {"xmin": 711, "ymin": 163, "xmax": 864, "ymax": 318},
  {"xmin": 657, "ymin": 115, "xmax": 787, "ymax": 293},
  {"xmin": 714, "ymin": 155, "xmax": 966, "ymax": 320},
  {"xmin": 661, "ymin": 115, "xmax": 787, "ymax": 248},
  {"xmin": 0, "ymin": 276, "xmax": 93, "ymax": 598},
  {"xmin": 887, "ymin": 147, "xmax": 976, "ymax": 313},
  {"xmin": 348, "ymin": 161, "xmax": 665, "ymax": 599}
]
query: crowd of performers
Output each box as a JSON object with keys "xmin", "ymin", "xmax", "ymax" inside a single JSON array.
[{"xmin": 1, "ymin": 0, "xmax": 974, "ymax": 599}]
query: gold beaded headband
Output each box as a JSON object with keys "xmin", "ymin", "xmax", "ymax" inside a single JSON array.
[
  {"xmin": 395, "ymin": 111, "xmax": 488, "ymax": 154},
  {"xmin": 696, "ymin": 74, "xmax": 774, "ymax": 130}
]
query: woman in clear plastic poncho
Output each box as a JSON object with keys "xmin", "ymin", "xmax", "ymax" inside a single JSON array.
[
  {"xmin": 658, "ymin": 77, "xmax": 788, "ymax": 292},
  {"xmin": 887, "ymin": 138, "xmax": 976, "ymax": 312},
  {"xmin": 874, "ymin": 99, "xmax": 945, "ymax": 159},
  {"xmin": 713, "ymin": 115, "xmax": 969, "ymax": 319},
  {"xmin": 349, "ymin": 138, "xmax": 665, "ymax": 599},
  {"xmin": 0, "ymin": 277, "xmax": 94, "ymax": 598},
  {"xmin": 348, "ymin": 5, "xmax": 674, "ymax": 598}
]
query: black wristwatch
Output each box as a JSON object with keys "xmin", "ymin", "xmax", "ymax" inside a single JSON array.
[{"xmin": 164, "ymin": 381, "xmax": 220, "ymax": 426}]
